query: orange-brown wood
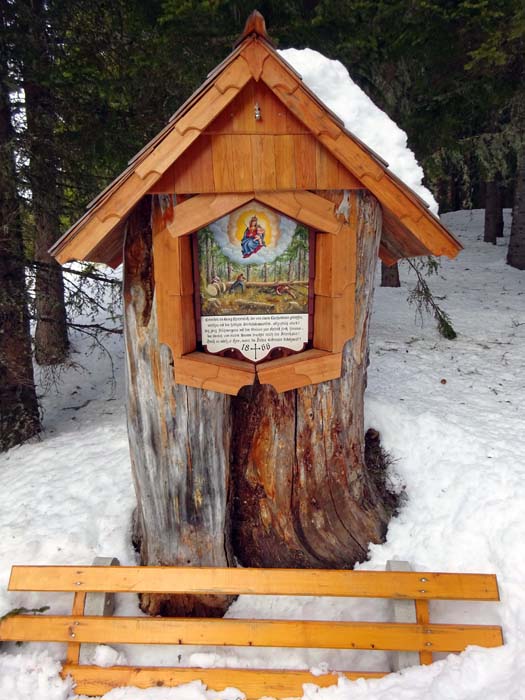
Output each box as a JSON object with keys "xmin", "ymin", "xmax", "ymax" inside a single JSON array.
[
  {"xmin": 207, "ymin": 80, "xmax": 308, "ymax": 136},
  {"xmin": 256, "ymin": 349, "xmax": 343, "ymax": 392},
  {"xmin": 7, "ymin": 567, "xmax": 501, "ymax": 601},
  {"xmin": 251, "ymin": 135, "xmax": 277, "ymax": 190},
  {"xmin": 315, "ymin": 220, "xmax": 357, "ymax": 298},
  {"xmin": 415, "ymin": 599, "xmax": 433, "ymax": 665},
  {"xmin": 0, "ymin": 615, "xmax": 504, "ymax": 652},
  {"xmin": 257, "ymin": 49, "xmax": 461, "ymax": 258},
  {"xmin": 174, "ymin": 352, "xmax": 255, "ymax": 395},
  {"xmin": 163, "ymin": 191, "xmax": 343, "ymax": 240},
  {"xmin": 148, "ymin": 132, "xmax": 361, "ymax": 194},
  {"xmin": 235, "ymin": 10, "xmax": 272, "ymax": 47},
  {"xmin": 61, "ymin": 665, "xmax": 386, "ymax": 698},
  {"xmin": 53, "ymin": 55, "xmax": 252, "ymax": 264},
  {"xmin": 313, "ymin": 284, "xmax": 356, "ymax": 352},
  {"xmin": 379, "ymin": 242, "xmax": 400, "ymax": 266},
  {"xmin": 52, "ymin": 36, "xmax": 462, "ymax": 267},
  {"xmin": 294, "ymin": 134, "xmax": 317, "ymax": 189},
  {"xmin": 256, "ymin": 190, "xmax": 341, "ymax": 233},
  {"xmin": 167, "ymin": 193, "xmax": 253, "ymax": 238},
  {"xmin": 161, "ymin": 295, "xmax": 196, "ymax": 358},
  {"xmin": 211, "ymin": 134, "xmax": 238, "ymax": 190},
  {"xmin": 274, "ymin": 134, "xmax": 296, "ymax": 189},
  {"xmin": 65, "ymin": 591, "xmax": 86, "ymax": 665},
  {"xmin": 151, "ymin": 199, "xmax": 197, "ymax": 356},
  {"xmin": 150, "ymin": 135, "xmax": 215, "ymax": 194}
]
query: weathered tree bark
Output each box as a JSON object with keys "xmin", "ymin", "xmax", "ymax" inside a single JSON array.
[
  {"xmin": 484, "ymin": 180, "xmax": 504, "ymax": 244},
  {"xmin": 381, "ymin": 261, "xmax": 400, "ymax": 287},
  {"xmin": 0, "ymin": 0, "xmax": 40, "ymax": 450},
  {"xmin": 231, "ymin": 191, "xmax": 389, "ymax": 568},
  {"xmin": 23, "ymin": 0, "xmax": 68, "ymax": 365},
  {"xmin": 124, "ymin": 199, "xmax": 233, "ymax": 616},
  {"xmin": 125, "ymin": 191, "xmax": 391, "ymax": 616},
  {"xmin": 507, "ymin": 155, "xmax": 525, "ymax": 270}
]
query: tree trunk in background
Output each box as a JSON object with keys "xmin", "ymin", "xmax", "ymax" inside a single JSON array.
[
  {"xmin": 23, "ymin": 0, "xmax": 68, "ymax": 365},
  {"xmin": 124, "ymin": 199, "xmax": 233, "ymax": 617},
  {"xmin": 231, "ymin": 192, "xmax": 389, "ymax": 568},
  {"xmin": 507, "ymin": 155, "xmax": 525, "ymax": 270},
  {"xmin": 0, "ymin": 0, "xmax": 40, "ymax": 450},
  {"xmin": 484, "ymin": 180, "xmax": 504, "ymax": 244},
  {"xmin": 381, "ymin": 261, "xmax": 400, "ymax": 287}
]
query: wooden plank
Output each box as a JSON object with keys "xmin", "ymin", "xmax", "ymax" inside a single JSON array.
[
  {"xmin": 251, "ymin": 135, "xmax": 276, "ymax": 190},
  {"xmin": 257, "ymin": 349, "xmax": 342, "ymax": 392},
  {"xmin": 231, "ymin": 135, "xmax": 254, "ymax": 191},
  {"xmin": 316, "ymin": 142, "xmax": 341, "ymax": 190},
  {"xmin": 65, "ymin": 591, "xmax": 86, "ymax": 665},
  {"xmin": 294, "ymin": 134, "xmax": 317, "ymax": 189},
  {"xmin": 211, "ymin": 134, "xmax": 236, "ymax": 191},
  {"xmin": 175, "ymin": 352, "xmax": 255, "ymax": 394},
  {"xmin": 170, "ymin": 135, "xmax": 215, "ymax": 194},
  {"xmin": 313, "ymin": 284, "xmax": 356, "ymax": 352},
  {"xmin": 255, "ymin": 81, "xmax": 290, "ymax": 134},
  {"xmin": 0, "ymin": 616, "xmax": 504, "ymax": 652},
  {"xmin": 167, "ymin": 193, "xmax": 253, "ymax": 238},
  {"xmin": 315, "ymin": 222, "xmax": 357, "ymax": 298},
  {"xmin": 159, "ymin": 294, "xmax": 196, "ymax": 358},
  {"xmin": 62, "ymin": 665, "xmax": 386, "ymax": 698},
  {"xmin": 274, "ymin": 134, "xmax": 296, "ymax": 190},
  {"xmin": 152, "ymin": 222, "xmax": 194, "ymax": 297},
  {"xmin": 256, "ymin": 190, "xmax": 341, "ymax": 234},
  {"xmin": 8, "ymin": 567, "xmax": 501, "ymax": 601}
]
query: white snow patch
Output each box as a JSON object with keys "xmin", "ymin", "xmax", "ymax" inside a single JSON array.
[
  {"xmin": 278, "ymin": 48, "xmax": 439, "ymax": 214},
  {"xmin": 1, "ymin": 209, "xmax": 524, "ymax": 699}
]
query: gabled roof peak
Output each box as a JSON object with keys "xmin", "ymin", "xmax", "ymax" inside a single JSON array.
[{"xmin": 234, "ymin": 10, "xmax": 274, "ymax": 48}]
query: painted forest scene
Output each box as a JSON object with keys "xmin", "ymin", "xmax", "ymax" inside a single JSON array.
[{"xmin": 198, "ymin": 203, "xmax": 310, "ymax": 318}]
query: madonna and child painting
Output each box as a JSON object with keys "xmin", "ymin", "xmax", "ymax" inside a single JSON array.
[{"xmin": 197, "ymin": 201, "xmax": 310, "ymax": 318}]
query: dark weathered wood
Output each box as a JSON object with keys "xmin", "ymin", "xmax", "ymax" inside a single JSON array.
[
  {"xmin": 381, "ymin": 261, "xmax": 401, "ymax": 287},
  {"xmin": 24, "ymin": 0, "xmax": 69, "ymax": 365},
  {"xmin": 484, "ymin": 180, "xmax": 504, "ymax": 244},
  {"xmin": 231, "ymin": 191, "xmax": 389, "ymax": 568},
  {"xmin": 123, "ymin": 197, "xmax": 233, "ymax": 616},
  {"xmin": 0, "ymin": 13, "xmax": 41, "ymax": 450},
  {"xmin": 507, "ymin": 154, "xmax": 525, "ymax": 270}
]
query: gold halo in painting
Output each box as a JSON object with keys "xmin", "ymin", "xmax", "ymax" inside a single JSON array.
[{"xmin": 227, "ymin": 204, "xmax": 280, "ymax": 249}]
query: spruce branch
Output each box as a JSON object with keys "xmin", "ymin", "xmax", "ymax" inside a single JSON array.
[{"xmin": 406, "ymin": 258, "xmax": 457, "ymax": 340}]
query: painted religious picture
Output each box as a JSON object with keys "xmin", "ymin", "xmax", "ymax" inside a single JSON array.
[{"xmin": 196, "ymin": 202, "xmax": 311, "ymax": 362}]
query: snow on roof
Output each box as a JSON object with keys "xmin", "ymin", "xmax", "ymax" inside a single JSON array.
[{"xmin": 279, "ymin": 48, "xmax": 439, "ymax": 215}]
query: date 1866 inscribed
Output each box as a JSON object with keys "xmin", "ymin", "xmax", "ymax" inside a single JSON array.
[{"xmin": 197, "ymin": 202, "xmax": 311, "ymax": 362}]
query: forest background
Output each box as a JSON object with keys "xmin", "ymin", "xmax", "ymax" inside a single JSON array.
[{"xmin": 1, "ymin": 0, "xmax": 524, "ymax": 451}]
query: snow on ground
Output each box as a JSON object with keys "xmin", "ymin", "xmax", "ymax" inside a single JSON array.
[
  {"xmin": 279, "ymin": 48, "xmax": 439, "ymax": 213},
  {"xmin": 1, "ymin": 209, "xmax": 524, "ymax": 699}
]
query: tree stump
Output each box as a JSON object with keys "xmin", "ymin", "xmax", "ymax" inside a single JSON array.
[
  {"xmin": 124, "ymin": 200, "xmax": 233, "ymax": 617},
  {"xmin": 231, "ymin": 191, "xmax": 389, "ymax": 567},
  {"xmin": 124, "ymin": 191, "xmax": 390, "ymax": 615}
]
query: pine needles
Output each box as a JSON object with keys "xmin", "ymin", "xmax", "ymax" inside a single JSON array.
[{"xmin": 406, "ymin": 257, "xmax": 457, "ymax": 340}]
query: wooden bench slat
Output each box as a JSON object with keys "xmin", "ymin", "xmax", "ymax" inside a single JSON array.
[
  {"xmin": 62, "ymin": 665, "xmax": 387, "ymax": 698},
  {"xmin": 8, "ymin": 566, "xmax": 500, "ymax": 601},
  {"xmin": 0, "ymin": 615, "xmax": 504, "ymax": 652}
]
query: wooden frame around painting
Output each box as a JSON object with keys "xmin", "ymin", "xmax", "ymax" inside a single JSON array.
[{"xmin": 152, "ymin": 191, "xmax": 357, "ymax": 395}]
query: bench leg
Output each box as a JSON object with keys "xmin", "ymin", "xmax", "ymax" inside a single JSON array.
[
  {"xmin": 386, "ymin": 560, "xmax": 429, "ymax": 671},
  {"xmin": 78, "ymin": 556, "xmax": 120, "ymax": 665}
]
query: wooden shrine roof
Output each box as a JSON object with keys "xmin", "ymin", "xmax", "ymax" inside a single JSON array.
[{"xmin": 50, "ymin": 12, "xmax": 462, "ymax": 268}]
